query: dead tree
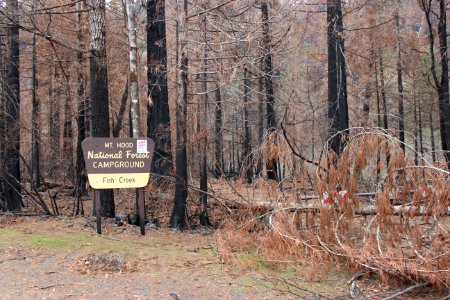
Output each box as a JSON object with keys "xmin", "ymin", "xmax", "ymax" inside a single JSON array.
[
  {"xmin": 171, "ymin": 0, "xmax": 189, "ymax": 229},
  {"xmin": 261, "ymin": 1, "xmax": 278, "ymax": 180},
  {"xmin": 327, "ymin": 0, "xmax": 349, "ymax": 157},
  {"xmin": 243, "ymin": 68, "xmax": 253, "ymax": 183},
  {"xmin": 423, "ymin": 0, "xmax": 450, "ymax": 168},
  {"xmin": 75, "ymin": 0, "xmax": 87, "ymax": 214},
  {"xmin": 199, "ymin": 7, "xmax": 210, "ymax": 226},
  {"xmin": 89, "ymin": 0, "xmax": 114, "ymax": 217},
  {"xmin": 3, "ymin": 0, "xmax": 22, "ymax": 211},
  {"xmin": 147, "ymin": 0, "xmax": 172, "ymax": 176}
]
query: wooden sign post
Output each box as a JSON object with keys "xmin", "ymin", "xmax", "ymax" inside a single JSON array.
[{"xmin": 82, "ymin": 138, "xmax": 155, "ymax": 235}]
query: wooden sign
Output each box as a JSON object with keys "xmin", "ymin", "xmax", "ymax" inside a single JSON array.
[{"xmin": 82, "ymin": 138, "xmax": 155, "ymax": 189}]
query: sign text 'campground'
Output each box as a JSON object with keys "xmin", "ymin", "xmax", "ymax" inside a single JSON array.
[{"xmin": 82, "ymin": 138, "xmax": 155, "ymax": 189}]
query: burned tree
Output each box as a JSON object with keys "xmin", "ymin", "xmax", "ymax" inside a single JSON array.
[
  {"xmin": 423, "ymin": 0, "xmax": 450, "ymax": 168},
  {"xmin": 74, "ymin": 0, "xmax": 88, "ymax": 214},
  {"xmin": 89, "ymin": 0, "xmax": 114, "ymax": 217},
  {"xmin": 170, "ymin": 0, "xmax": 188, "ymax": 229},
  {"xmin": 30, "ymin": 0, "xmax": 40, "ymax": 189},
  {"xmin": 147, "ymin": 0, "xmax": 172, "ymax": 176},
  {"xmin": 2, "ymin": 0, "xmax": 22, "ymax": 211},
  {"xmin": 327, "ymin": 0, "xmax": 349, "ymax": 157},
  {"xmin": 261, "ymin": 1, "xmax": 278, "ymax": 180}
]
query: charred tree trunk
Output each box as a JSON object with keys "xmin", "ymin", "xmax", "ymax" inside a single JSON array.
[
  {"xmin": 327, "ymin": 0, "xmax": 349, "ymax": 157},
  {"xmin": 89, "ymin": 0, "xmax": 114, "ymax": 217},
  {"xmin": 437, "ymin": 0, "xmax": 450, "ymax": 168},
  {"xmin": 379, "ymin": 50, "xmax": 391, "ymax": 166},
  {"xmin": 256, "ymin": 65, "xmax": 265, "ymax": 176},
  {"xmin": 63, "ymin": 75, "xmax": 74, "ymax": 181},
  {"xmin": 48, "ymin": 66, "xmax": 61, "ymax": 177},
  {"xmin": 396, "ymin": 13, "xmax": 405, "ymax": 153},
  {"xmin": 235, "ymin": 111, "xmax": 241, "ymax": 174},
  {"xmin": 0, "ymin": 28, "xmax": 6, "ymax": 209},
  {"xmin": 413, "ymin": 96, "xmax": 419, "ymax": 166},
  {"xmin": 231, "ymin": 131, "xmax": 235, "ymax": 175},
  {"xmin": 31, "ymin": 0, "xmax": 40, "ymax": 189},
  {"xmin": 424, "ymin": 0, "xmax": 450, "ymax": 168},
  {"xmin": 418, "ymin": 98, "xmax": 424, "ymax": 157},
  {"xmin": 214, "ymin": 83, "xmax": 223, "ymax": 177},
  {"xmin": 128, "ymin": 97, "xmax": 133, "ymax": 137},
  {"xmin": 199, "ymin": 9, "xmax": 210, "ymax": 226},
  {"xmin": 170, "ymin": 0, "xmax": 188, "ymax": 229},
  {"xmin": 374, "ymin": 48, "xmax": 382, "ymax": 181},
  {"xmin": 308, "ymin": 73, "xmax": 317, "ymax": 159},
  {"xmin": 243, "ymin": 69, "xmax": 253, "ymax": 183},
  {"xmin": 429, "ymin": 107, "xmax": 436, "ymax": 162},
  {"xmin": 378, "ymin": 51, "xmax": 388, "ymax": 132},
  {"xmin": 362, "ymin": 84, "xmax": 371, "ymax": 127},
  {"xmin": 4, "ymin": 0, "xmax": 21, "ymax": 211},
  {"xmin": 75, "ymin": 0, "xmax": 87, "ymax": 214},
  {"xmin": 414, "ymin": 89, "xmax": 418, "ymax": 166},
  {"xmin": 147, "ymin": 0, "xmax": 172, "ymax": 176},
  {"xmin": 261, "ymin": 2, "xmax": 278, "ymax": 180}
]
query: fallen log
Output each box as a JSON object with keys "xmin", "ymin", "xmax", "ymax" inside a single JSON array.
[
  {"xmin": 357, "ymin": 204, "xmax": 450, "ymax": 216},
  {"xmin": 247, "ymin": 200, "xmax": 450, "ymax": 216},
  {"xmin": 297, "ymin": 191, "xmax": 416, "ymax": 201},
  {"xmin": 208, "ymin": 193, "xmax": 450, "ymax": 216}
]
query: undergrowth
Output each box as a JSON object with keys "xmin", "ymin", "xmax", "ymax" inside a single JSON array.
[{"xmin": 216, "ymin": 128, "xmax": 449, "ymax": 290}]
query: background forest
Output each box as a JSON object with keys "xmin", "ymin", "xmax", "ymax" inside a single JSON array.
[{"xmin": 0, "ymin": 0, "xmax": 449, "ymax": 292}]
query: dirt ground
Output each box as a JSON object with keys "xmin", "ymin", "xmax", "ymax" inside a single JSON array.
[
  {"xmin": 0, "ymin": 215, "xmax": 341, "ymax": 299},
  {"xmin": 0, "ymin": 215, "xmax": 447, "ymax": 300}
]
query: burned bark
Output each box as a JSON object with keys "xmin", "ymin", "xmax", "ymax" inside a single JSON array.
[
  {"xmin": 327, "ymin": 0, "xmax": 349, "ymax": 157},
  {"xmin": 396, "ymin": 12, "xmax": 405, "ymax": 153},
  {"xmin": 147, "ymin": 0, "xmax": 172, "ymax": 176},
  {"xmin": 199, "ymin": 9, "xmax": 210, "ymax": 226},
  {"xmin": 261, "ymin": 2, "xmax": 278, "ymax": 180},
  {"xmin": 48, "ymin": 66, "xmax": 60, "ymax": 178},
  {"xmin": 89, "ymin": 0, "xmax": 114, "ymax": 217},
  {"xmin": 31, "ymin": 0, "xmax": 40, "ymax": 189},
  {"xmin": 75, "ymin": 0, "xmax": 87, "ymax": 214},
  {"xmin": 214, "ymin": 83, "xmax": 223, "ymax": 177},
  {"xmin": 3, "ymin": 0, "xmax": 21, "ymax": 211},
  {"xmin": 423, "ymin": 0, "xmax": 450, "ymax": 168},
  {"xmin": 170, "ymin": 0, "xmax": 188, "ymax": 229},
  {"xmin": 243, "ymin": 69, "xmax": 253, "ymax": 183}
]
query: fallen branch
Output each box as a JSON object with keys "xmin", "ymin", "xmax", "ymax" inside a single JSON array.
[
  {"xmin": 35, "ymin": 284, "xmax": 65, "ymax": 290},
  {"xmin": 381, "ymin": 283, "xmax": 428, "ymax": 300}
]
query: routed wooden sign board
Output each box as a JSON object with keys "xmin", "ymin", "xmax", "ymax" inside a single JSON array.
[
  {"xmin": 82, "ymin": 138, "xmax": 155, "ymax": 235},
  {"xmin": 82, "ymin": 138, "xmax": 155, "ymax": 189}
]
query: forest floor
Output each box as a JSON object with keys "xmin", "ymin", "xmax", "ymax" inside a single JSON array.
[{"xmin": 0, "ymin": 215, "xmax": 447, "ymax": 300}]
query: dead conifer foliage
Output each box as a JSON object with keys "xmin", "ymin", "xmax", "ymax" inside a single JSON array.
[{"xmin": 217, "ymin": 128, "xmax": 449, "ymax": 290}]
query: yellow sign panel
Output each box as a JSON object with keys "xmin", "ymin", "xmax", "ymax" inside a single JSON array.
[{"xmin": 86, "ymin": 173, "xmax": 150, "ymax": 189}]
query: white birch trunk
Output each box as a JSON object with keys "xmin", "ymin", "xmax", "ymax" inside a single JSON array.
[{"xmin": 127, "ymin": 0, "xmax": 140, "ymax": 138}]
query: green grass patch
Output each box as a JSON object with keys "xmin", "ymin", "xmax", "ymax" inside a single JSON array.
[
  {"xmin": 30, "ymin": 233, "xmax": 93, "ymax": 249},
  {"xmin": 0, "ymin": 227, "xmax": 212, "ymax": 258},
  {"xmin": 0, "ymin": 228, "xmax": 29, "ymax": 246}
]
